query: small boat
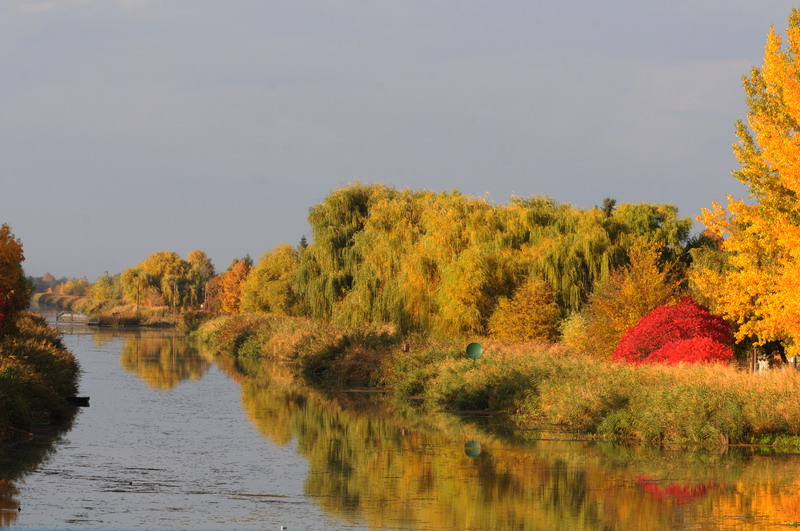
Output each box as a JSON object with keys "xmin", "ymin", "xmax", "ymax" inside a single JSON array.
[{"xmin": 66, "ymin": 396, "xmax": 90, "ymax": 407}]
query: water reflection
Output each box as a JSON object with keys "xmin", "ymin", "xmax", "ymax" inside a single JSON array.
[
  {"xmin": 0, "ymin": 417, "xmax": 76, "ymax": 528},
  {"xmin": 11, "ymin": 309, "xmax": 800, "ymax": 530},
  {"xmin": 118, "ymin": 333, "xmax": 213, "ymax": 390},
  {"xmin": 225, "ymin": 355, "xmax": 800, "ymax": 531}
]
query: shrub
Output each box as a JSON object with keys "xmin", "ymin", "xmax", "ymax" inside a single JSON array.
[
  {"xmin": 487, "ymin": 278, "xmax": 560, "ymax": 342},
  {"xmin": 572, "ymin": 243, "xmax": 679, "ymax": 357},
  {"xmin": 613, "ymin": 298, "xmax": 733, "ymax": 364},
  {"xmin": 648, "ymin": 337, "xmax": 734, "ymax": 365}
]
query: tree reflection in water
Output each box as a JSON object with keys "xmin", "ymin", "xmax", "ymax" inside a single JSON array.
[
  {"xmin": 222, "ymin": 354, "xmax": 800, "ymax": 531},
  {"xmin": 0, "ymin": 416, "xmax": 76, "ymax": 528},
  {"xmin": 118, "ymin": 333, "xmax": 212, "ymax": 390}
]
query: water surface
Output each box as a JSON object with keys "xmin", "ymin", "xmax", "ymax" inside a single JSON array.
[{"xmin": 4, "ymin": 310, "xmax": 800, "ymax": 530}]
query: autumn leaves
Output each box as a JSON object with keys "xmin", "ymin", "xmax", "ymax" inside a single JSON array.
[{"xmin": 695, "ymin": 9, "xmax": 800, "ymax": 356}]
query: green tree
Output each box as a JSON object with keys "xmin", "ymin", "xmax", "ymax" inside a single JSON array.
[
  {"xmin": 241, "ymin": 244, "xmax": 299, "ymax": 314},
  {"xmin": 92, "ymin": 272, "xmax": 120, "ymax": 301},
  {"xmin": 294, "ymin": 184, "xmax": 691, "ymax": 335}
]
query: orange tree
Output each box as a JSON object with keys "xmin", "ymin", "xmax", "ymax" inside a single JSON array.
[
  {"xmin": 695, "ymin": 10, "xmax": 800, "ymax": 353},
  {"xmin": 0, "ymin": 224, "xmax": 29, "ymax": 333}
]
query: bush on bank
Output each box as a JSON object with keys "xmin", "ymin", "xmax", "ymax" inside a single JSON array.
[
  {"xmin": 195, "ymin": 313, "xmax": 800, "ymax": 446},
  {"xmin": 194, "ymin": 314, "xmax": 400, "ymax": 387},
  {"xmin": 0, "ymin": 312, "xmax": 80, "ymax": 439}
]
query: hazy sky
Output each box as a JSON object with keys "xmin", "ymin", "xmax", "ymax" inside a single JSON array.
[{"xmin": 0, "ymin": 0, "xmax": 793, "ymax": 279}]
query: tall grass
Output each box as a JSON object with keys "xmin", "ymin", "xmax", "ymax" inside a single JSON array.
[
  {"xmin": 197, "ymin": 313, "xmax": 800, "ymax": 446},
  {"xmin": 195, "ymin": 314, "xmax": 400, "ymax": 387},
  {"xmin": 0, "ymin": 312, "xmax": 80, "ymax": 439}
]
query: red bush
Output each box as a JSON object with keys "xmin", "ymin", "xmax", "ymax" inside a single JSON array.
[
  {"xmin": 613, "ymin": 297, "xmax": 732, "ymax": 364},
  {"xmin": 648, "ymin": 336, "xmax": 733, "ymax": 364}
]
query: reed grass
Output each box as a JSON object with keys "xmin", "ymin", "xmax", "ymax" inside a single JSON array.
[
  {"xmin": 195, "ymin": 314, "xmax": 399, "ymax": 387},
  {"xmin": 196, "ymin": 313, "xmax": 800, "ymax": 446}
]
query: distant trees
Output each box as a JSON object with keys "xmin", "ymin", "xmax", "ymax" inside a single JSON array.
[
  {"xmin": 91, "ymin": 272, "xmax": 121, "ymax": 301},
  {"xmin": 120, "ymin": 250, "xmax": 216, "ymax": 311},
  {"xmin": 58, "ymin": 184, "xmax": 697, "ymax": 337},
  {"xmin": 206, "ymin": 256, "xmax": 251, "ymax": 313},
  {"xmin": 57, "ymin": 278, "xmax": 90, "ymax": 296}
]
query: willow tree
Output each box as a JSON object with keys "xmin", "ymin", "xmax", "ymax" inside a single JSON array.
[
  {"xmin": 487, "ymin": 277, "xmax": 560, "ymax": 342},
  {"xmin": 292, "ymin": 184, "xmax": 690, "ymax": 336},
  {"xmin": 121, "ymin": 267, "xmax": 153, "ymax": 311},
  {"xmin": 241, "ymin": 244, "xmax": 299, "ymax": 315},
  {"xmin": 296, "ymin": 183, "xmax": 391, "ymax": 319},
  {"xmin": 695, "ymin": 10, "xmax": 800, "ymax": 350},
  {"xmin": 187, "ymin": 250, "xmax": 215, "ymax": 308},
  {"xmin": 119, "ymin": 250, "xmax": 214, "ymax": 311}
]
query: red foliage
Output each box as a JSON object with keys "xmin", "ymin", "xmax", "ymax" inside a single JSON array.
[
  {"xmin": 613, "ymin": 297, "xmax": 732, "ymax": 364},
  {"xmin": 648, "ymin": 337, "xmax": 733, "ymax": 365}
]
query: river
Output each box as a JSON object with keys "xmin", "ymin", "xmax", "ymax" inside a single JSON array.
[{"xmin": 4, "ymin": 309, "xmax": 800, "ymax": 530}]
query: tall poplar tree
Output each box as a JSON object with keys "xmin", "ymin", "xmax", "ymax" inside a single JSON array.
[{"xmin": 696, "ymin": 10, "xmax": 800, "ymax": 349}]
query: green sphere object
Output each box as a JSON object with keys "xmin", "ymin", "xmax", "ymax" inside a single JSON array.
[
  {"xmin": 466, "ymin": 342, "xmax": 483, "ymax": 360},
  {"xmin": 464, "ymin": 441, "xmax": 482, "ymax": 457}
]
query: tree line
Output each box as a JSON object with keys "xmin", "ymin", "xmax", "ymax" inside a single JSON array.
[
  {"xmin": 33, "ymin": 9, "xmax": 800, "ymax": 359},
  {"xmin": 54, "ymin": 187, "xmax": 707, "ymax": 356}
]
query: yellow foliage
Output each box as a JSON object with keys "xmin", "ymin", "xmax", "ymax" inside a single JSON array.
[
  {"xmin": 488, "ymin": 278, "xmax": 560, "ymax": 341},
  {"xmin": 575, "ymin": 242, "xmax": 678, "ymax": 357},
  {"xmin": 219, "ymin": 260, "xmax": 251, "ymax": 314},
  {"xmin": 694, "ymin": 11, "xmax": 800, "ymax": 351}
]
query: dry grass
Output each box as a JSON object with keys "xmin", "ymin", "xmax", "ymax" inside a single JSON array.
[{"xmin": 195, "ymin": 313, "xmax": 800, "ymax": 446}]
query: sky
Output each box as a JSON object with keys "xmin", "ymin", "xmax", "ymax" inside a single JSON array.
[{"xmin": 0, "ymin": 0, "xmax": 795, "ymax": 279}]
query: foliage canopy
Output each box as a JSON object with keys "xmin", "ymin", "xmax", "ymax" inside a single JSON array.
[{"xmin": 696, "ymin": 10, "xmax": 800, "ymax": 352}]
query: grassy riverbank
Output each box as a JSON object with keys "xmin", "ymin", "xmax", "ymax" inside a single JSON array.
[
  {"xmin": 32, "ymin": 293, "xmax": 178, "ymax": 327},
  {"xmin": 194, "ymin": 313, "xmax": 800, "ymax": 447},
  {"xmin": 0, "ymin": 312, "xmax": 80, "ymax": 440}
]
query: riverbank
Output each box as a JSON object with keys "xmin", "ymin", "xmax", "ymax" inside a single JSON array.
[
  {"xmin": 32, "ymin": 293, "xmax": 178, "ymax": 328},
  {"xmin": 0, "ymin": 312, "xmax": 80, "ymax": 441},
  {"xmin": 194, "ymin": 313, "xmax": 800, "ymax": 447}
]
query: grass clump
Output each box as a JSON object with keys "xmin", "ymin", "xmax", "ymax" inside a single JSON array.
[
  {"xmin": 0, "ymin": 312, "xmax": 80, "ymax": 439},
  {"xmin": 195, "ymin": 314, "xmax": 400, "ymax": 387}
]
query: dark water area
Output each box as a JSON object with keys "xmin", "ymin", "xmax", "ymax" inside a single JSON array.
[{"xmin": 4, "ymin": 308, "xmax": 800, "ymax": 529}]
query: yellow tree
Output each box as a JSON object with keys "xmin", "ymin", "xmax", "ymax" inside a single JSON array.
[
  {"xmin": 241, "ymin": 244, "xmax": 298, "ymax": 314},
  {"xmin": 218, "ymin": 259, "xmax": 251, "ymax": 314},
  {"xmin": 487, "ymin": 277, "xmax": 560, "ymax": 342},
  {"xmin": 695, "ymin": 10, "xmax": 800, "ymax": 349},
  {"xmin": 565, "ymin": 243, "xmax": 679, "ymax": 357}
]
